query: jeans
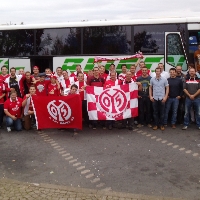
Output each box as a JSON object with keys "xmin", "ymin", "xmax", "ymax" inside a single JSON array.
[
  {"xmin": 6, "ymin": 116, "xmax": 22, "ymax": 131},
  {"xmin": 163, "ymin": 98, "xmax": 179, "ymax": 125},
  {"xmin": 138, "ymin": 96, "xmax": 152, "ymax": 125},
  {"xmin": 152, "ymin": 100, "xmax": 165, "ymax": 126},
  {"xmin": 184, "ymin": 97, "xmax": 200, "ymax": 127},
  {"xmin": 0, "ymin": 104, "xmax": 4, "ymax": 126}
]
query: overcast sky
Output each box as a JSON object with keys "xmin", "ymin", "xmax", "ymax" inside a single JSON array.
[{"xmin": 0, "ymin": 0, "xmax": 199, "ymax": 25}]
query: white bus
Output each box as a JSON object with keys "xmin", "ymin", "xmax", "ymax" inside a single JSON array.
[{"xmin": 0, "ymin": 17, "xmax": 200, "ymax": 73}]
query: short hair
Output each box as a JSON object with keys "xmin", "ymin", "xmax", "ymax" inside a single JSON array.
[
  {"xmin": 142, "ymin": 66, "xmax": 148, "ymax": 70},
  {"xmin": 71, "ymin": 84, "xmax": 78, "ymax": 89},
  {"xmin": 110, "ymin": 71, "xmax": 116, "ymax": 75},
  {"xmin": 110, "ymin": 64, "xmax": 115, "ymax": 67},
  {"xmin": 169, "ymin": 68, "xmax": 176, "ymax": 72},
  {"xmin": 56, "ymin": 67, "xmax": 62, "ymax": 70},
  {"xmin": 45, "ymin": 68, "xmax": 51, "ymax": 71},
  {"xmin": 130, "ymin": 64, "xmax": 136, "ymax": 68},
  {"xmin": 155, "ymin": 67, "xmax": 161, "ymax": 72},
  {"xmin": 78, "ymin": 72, "xmax": 84, "ymax": 76},
  {"xmin": 10, "ymin": 90, "xmax": 17, "ymax": 95},
  {"xmin": 10, "ymin": 67, "xmax": 16, "ymax": 72},
  {"xmin": 29, "ymin": 85, "xmax": 36, "ymax": 89},
  {"xmin": 25, "ymin": 71, "xmax": 31, "ymax": 75},
  {"xmin": 121, "ymin": 64, "xmax": 127, "ymax": 69},
  {"xmin": 189, "ymin": 67, "xmax": 196, "ymax": 72},
  {"xmin": 1, "ymin": 65, "xmax": 7, "ymax": 70},
  {"xmin": 139, "ymin": 61, "xmax": 145, "ymax": 64},
  {"xmin": 188, "ymin": 63, "xmax": 195, "ymax": 68},
  {"xmin": 76, "ymin": 64, "xmax": 81, "ymax": 68},
  {"xmin": 93, "ymin": 66, "xmax": 99, "ymax": 71}
]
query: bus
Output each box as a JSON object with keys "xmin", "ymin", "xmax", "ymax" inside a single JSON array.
[{"xmin": 0, "ymin": 17, "xmax": 200, "ymax": 73}]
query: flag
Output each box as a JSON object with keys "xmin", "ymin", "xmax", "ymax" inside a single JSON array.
[
  {"xmin": 86, "ymin": 83, "xmax": 138, "ymax": 120},
  {"xmin": 31, "ymin": 95, "xmax": 82, "ymax": 130}
]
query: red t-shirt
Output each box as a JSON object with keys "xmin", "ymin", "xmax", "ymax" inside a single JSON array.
[
  {"xmin": 0, "ymin": 74, "xmax": 10, "ymax": 83},
  {"xmin": 87, "ymin": 76, "xmax": 105, "ymax": 87},
  {"xmin": 47, "ymin": 83, "xmax": 60, "ymax": 96},
  {"xmin": 4, "ymin": 97, "xmax": 23, "ymax": 118},
  {"xmin": 100, "ymin": 73, "xmax": 108, "ymax": 81},
  {"xmin": 0, "ymin": 83, "xmax": 5, "ymax": 104},
  {"xmin": 35, "ymin": 80, "xmax": 49, "ymax": 96},
  {"xmin": 136, "ymin": 69, "xmax": 151, "ymax": 77},
  {"xmin": 118, "ymin": 73, "xmax": 126, "ymax": 81},
  {"xmin": 104, "ymin": 79, "xmax": 122, "ymax": 87}
]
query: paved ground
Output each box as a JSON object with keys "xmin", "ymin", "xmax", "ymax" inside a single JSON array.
[{"xmin": 0, "ymin": 123, "xmax": 200, "ymax": 200}]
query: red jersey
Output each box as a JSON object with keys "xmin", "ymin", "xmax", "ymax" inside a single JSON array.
[
  {"xmin": 60, "ymin": 77, "xmax": 75, "ymax": 91},
  {"xmin": 136, "ymin": 69, "xmax": 151, "ymax": 77},
  {"xmin": 0, "ymin": 74, "xmax": 9, "ymax": 83},
  {"xmin": 104, "ymin": 79, "xmax": 122, "ymax": 87},
  {"xmin": 35, "ymin": 80, "xmax": 49, "ymax": 96},
  {"xmin": 100, "ymin": 73, "xmax": 108, "ymax": 81},
  {"xmin": 75, "ymin": 81, "xmax": 87, "ymax": 100},
  {"xmin": 118, "ymin": 73, "xmax": 126, "ymax": 81},
  {"xmin": 0, "ymin": 83, "xmax": 6, "ymax": 104},
  {"xmin": 131, "ymin": 74, "xmax": 138, "ymax": 82},
  {"xmin": 87, "ymin": 76, "xmax": 105, "ymax": 87},
  {"xmin": 4, "ymin": 97, "xmax": 23, "ymax": 118},
  {"xmin": 70, "ymin": 71, "xmax": 87, "ymax": 82},
  {"xmin": 47, "ymin": 83, "xmax": 60, "ymax": 96}
]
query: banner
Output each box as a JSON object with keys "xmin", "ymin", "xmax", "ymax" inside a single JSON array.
[
  {"xmin": 94, "ymin": 53, "xmax": 143, "ymax": 63},
  {"xmin": 86, "ymin": 83, "xmax": 138, "ymax": 120},
  {"xmin": 31, "ymin": 95, "xmax": 82, "ymax": 130}
]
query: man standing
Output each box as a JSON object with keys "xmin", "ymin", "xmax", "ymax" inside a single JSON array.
[
  {"xmin": 182, "ymin": 68, "xmax": 200, "ymax": 130},
  {"xmin": 130, "ymin": 65, "xmax": 138, "ymax": 81},
  {"xmin": 4, "ymin": 91, "xmax": 23, "ymax": 132},
  {"xmin": 104, "ymin": 72, "xmax": 122, "ymax": 87},
  {"xmin": 149, "ymin": 67, "xmax": 169, "ymax": 130},
  {"xmin": 87, "ymin": 67, "xmax": 105, "ymax": 129},
  {"xmin": 22, "ymin": 85, "xmax": 37, "ymax": 130},
  {"xmin": 120, "ymin": 71, "xmax": 142, "ymax": 130},
  {"xmin": 70, "ymin": 65, "xmax": 87, "ymax": 81},
  {"xmin": 0, "ymin": 66, "xmax": 9, "ymax": 83},
  {"xmin": 55, "ymin": 67, "xmax": 64, "ymax": 83},
  {"xmin": 163, "ymin": 68, "xmax": 183, "ymax": 128},
  {"xmin": 151, "ymin": 63, "xmax": 170, "ymax": 79},
  {"xmin": 4, "ymin": 67, "xmax": 25, "ymax": 98},
  {"xmin": 23, "ymin": 71, "xmax": 33, "ymax": 95},
  {"xmin": 118, "ymin": 64, "xmax": 127, "ymax": 81},
  {"xmin": 136, "ymin": 67, "xmax": 152, "ymax": 128},
  {"xmin": 194, "ymin": 44, "xmax": 200, "ymax": 72},
  {"xmin": 136, "ymin": 61, "xmax": 151, "ymax": 77}
]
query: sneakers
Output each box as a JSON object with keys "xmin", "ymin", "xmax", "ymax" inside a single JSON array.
[
  {"xmin": 182, "ymin": 126, "xmax": 188, "ymax": 130},
  {"xmin": 152, "ymin": 126, "xmax": 158, "ymax": 130},
  {"xmin": 134, "ymin": 121, "xmax": 138, "ymax": 125},
  {"xmin": 7, "ymin": 127, "xmax": 11, "ymax": 132},
  {"xmin": 147, "ymin": 124, "xmax": 152, "ymax": 128},
  {"xmin": 160, "ymin": 126, "xmax": 165, "ymax": 131},
  {"xmin": 137, "ymin": 124, "xmax": 144, "ymax": 128},
  {"xmin": 171, "ymin": 124, "xmax": 176, "ymax": 129}
]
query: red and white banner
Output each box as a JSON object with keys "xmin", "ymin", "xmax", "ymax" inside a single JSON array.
[
  {"xmin": 31, "ymin": 95, "xmax": 82, "ymax": 130},
  {"xmin": 94, "ymin": 53, "xmax": 143, "ymax": 63},
  {"xmin": 86, "ymin": 83, "xmax": 138, "ymax": 120}
]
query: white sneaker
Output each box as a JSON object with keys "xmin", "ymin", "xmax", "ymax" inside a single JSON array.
[{"xmin": 7, "ymin": 127, "xmax": 11, "ymax": 132}]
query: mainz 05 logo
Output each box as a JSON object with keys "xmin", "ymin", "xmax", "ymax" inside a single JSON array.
[
  {"xmin": 47, "ymin": 100, "xmax": 74, "ymax": 124},
  {"xmin": 99, "ymin": 88, "xmax": 128, "ymax": 118}
]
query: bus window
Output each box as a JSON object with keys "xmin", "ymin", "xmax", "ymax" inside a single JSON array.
[{"xmin": 166, "ymin": 33, "xmax": 187, "ymax": 71}]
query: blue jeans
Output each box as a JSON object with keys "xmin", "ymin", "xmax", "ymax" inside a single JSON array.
[
  {"xmin": 163, "ymin": 98, "xmax": 179, "ymax": 125},
  {"xmin": 6, "ymin": 116, "xmax": 22, "ymax": 131},
  {"xmin": 152, "ymin": 100, "xmax": 165, "ymax": 126},
  {"xmin": 184, "ymin": 97, "xmax": 200, "ymax": 127}
]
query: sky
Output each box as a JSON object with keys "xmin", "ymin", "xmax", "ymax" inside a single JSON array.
[{"xmin": 0, "ymin": 0, "xmax": 199, "ymax": 25}]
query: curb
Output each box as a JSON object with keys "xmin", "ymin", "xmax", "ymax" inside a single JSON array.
[{"xmin": 0, "ymin": 178, "xmax": 186, "ymax": 200}]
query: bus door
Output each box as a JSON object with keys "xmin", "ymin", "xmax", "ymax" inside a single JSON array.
[{"xmin": 165, "ymin": 32, "xmax": 188, "ymax": 72}]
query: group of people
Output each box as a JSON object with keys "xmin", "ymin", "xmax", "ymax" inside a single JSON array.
[{"xmin": 0, "ymin": 59, "xmax": 199, "ymax": 133}]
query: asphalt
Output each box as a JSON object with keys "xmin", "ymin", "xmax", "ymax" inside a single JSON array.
[{"xmin": 0, "ymin": 123, "xmax": 200, "ymax": 200}]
